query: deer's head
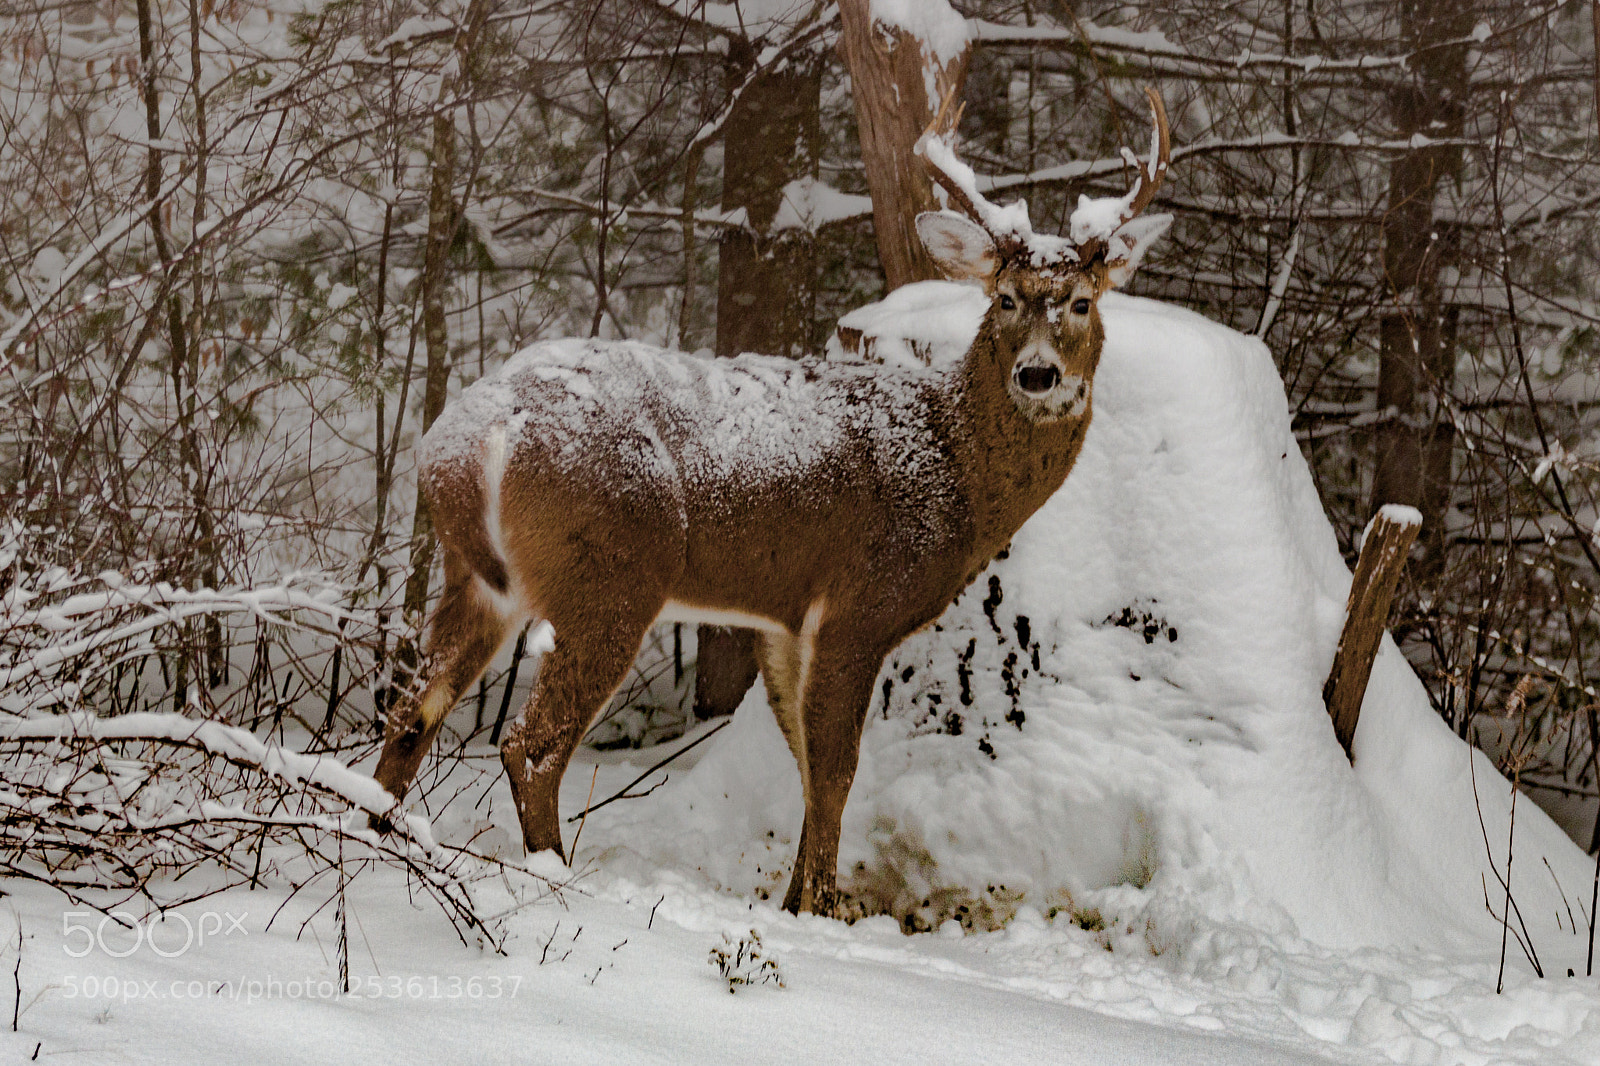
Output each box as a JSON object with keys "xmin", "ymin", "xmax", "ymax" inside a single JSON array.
[{"xmin": 914, "ymin": 90, "xmax": 1172, "ymax": 424}]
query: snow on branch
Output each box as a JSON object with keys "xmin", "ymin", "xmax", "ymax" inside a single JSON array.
[
  {"xmin": 0, "ymin": 576, "xmax": 356, "ymax": 711},
  {"xmin": 870, "ymin": 0, "xmax": 968, "ymax": 67},
  {"xmin": 0, "ymin": 172, "xmax": 194, "ymax": 361},
  {"xmin": 967, "ymin": 2, "xmax": 1567, "ymax": 83},
  {"xmin": 684, "ymin": 7, "xmax": 839, "ymax": 155},
  {"xmin": 0, "ymin": 710, "xmax": 404, "ymax": 826},
  {"xmin": 0, "ymin": 706, "xmax": 566, "ymax": 942},
  {"xmin": 793, "ymin": 129, "xmax": 1509, "ymax": 234},
  {"xmin": 645, "ymin": 0, "xmax": 826, "ymax": 44},
  {"xmin": 497, "ymin": 185, "xmax": 753, "ymax": 237}
]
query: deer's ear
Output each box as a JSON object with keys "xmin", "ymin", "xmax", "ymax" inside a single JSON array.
[
  {"xmin": 1103, "ymin": 213, "xmax": 1172, "ymax": 288},
  {"xmin": 916, "ymin": 211, "xmax": 997, "ymax": 284}
]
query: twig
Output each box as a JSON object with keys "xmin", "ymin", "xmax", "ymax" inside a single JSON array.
[
  {"xmin": 1590, "ymin": 825, "xmax": 1599, "ymax": 976},
  {"xmin": 565, "ymin": 719, "xmax": 730, "ymax": 823},
  {"xmin": 1589, "ymin": 0, "xmax": 1600, "ymax": 978},
  {"xmin": 1469, "ymin": 732, "xmax": 1543, "ymax": 986},
  {"xmin": 490, "ymin": 628, "xmax": 529, "ymax": 746},
  {"xmin": 10, "ymin": 918, "xmax": 20, "ymax": 1034},
  {"xmin": 336, "ymin": 833, "xmax": 349, "ymax": 994},
  {"xmin": 567, "ymin": 765, "xmax": 600, "ymax": 858},
  {"xmin": 1499, "ymin": 762, "xmax": 1518, "ymax": 993},
  {"xmin": 1544, "ymin": 856, "xmax": 1577, "ymax": 934}
]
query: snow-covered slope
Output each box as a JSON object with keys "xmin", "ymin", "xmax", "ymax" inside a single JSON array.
[{"xmin": 593, "ymin": 288, "xmax": 1595, "ymax": 975}]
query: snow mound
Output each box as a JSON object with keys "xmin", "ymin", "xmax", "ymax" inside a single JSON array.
[{"xmin": 593, "ymin": 289, "xmax": 1594, "ymax": 975}]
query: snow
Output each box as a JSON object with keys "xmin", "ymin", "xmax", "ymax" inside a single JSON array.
[
  {"xmin": 8, "ymin": 293, "xmax": 1600, "ymax": 1063},
  {"xmin": 768, "ymin": 176, "xmax": 875, "ymax": 235},
  {"xmin": 968, "ymin": 17, "xmax": 1180, "ymax": 57},
  {"xmin": 1, "ymin": 860, "xmax": 1336, "ymax": 1065},
  {"xmin": 375, "ymin": 16, "xmax": 454, "ymax": 52},
  {"xmin": 811, "ymin": 289, "xmax": 1588, "ymax": 962},
  {"xmin": 1067, "ymin": 113, "xmax": 1168, "ymax": 247},
  {"xmin": 0, "ymin": 711, "xmax": 400, "ymax": 823},
  {"xmin": 1068, "ymin": 191, "xmax": 1140, "ymax": 245},
  {"xmin": 1375, "ymin": 503, "xmax": 1424, "ymax": 529},
  {"xmin": 660, "ymin": 1, "xmax": 818, "ymax": 40},
  {"xmin": 0, "ymin": 579, "xmax": 351, "ymax": 711},
  {"xmin": 825, "ymin": 279, "xmax": 987, "ymax": 368},
  {"xmin": 29, "ymin": 246, "xmax": 66, "ymax": 283},
  {"xmin": 870, "ymin": 0, "xmax": 969, "ymax": 67},
  {"xmin": 917, "ymin": 135, "xmax": 1077, "ymax": 267}
]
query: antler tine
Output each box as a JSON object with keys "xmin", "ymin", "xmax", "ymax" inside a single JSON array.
[
  {"xmin": 929, "ymin": 88, "xmax": 965, "ymax": 140},
  {"xmin": 918, "ymin": 90, "xmax": 985, "ymax": 226},
  {"xmin": 917, "ymin": 89, "xmax": 1035, "ymax": 262},
  {"xmin": 922, "ymin": 149, "xmax": 985, "ymax": 226},
  {"xmin": 1072, "ymin": 88, "xmax": 1170, "ymax": 265},
  {"xmin": 1119, "ymin": 88, "xmax": 1171, "ymax": 224}
]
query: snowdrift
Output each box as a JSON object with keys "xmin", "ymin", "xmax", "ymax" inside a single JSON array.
[{"xmin": 591, "ymin": 287, "xmax": 1594, "ymax": 974}]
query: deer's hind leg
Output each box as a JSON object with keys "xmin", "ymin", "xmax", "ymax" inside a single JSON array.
[
  {"xmin": 499, "ymin": 600, "xmax": 661, "ymax": 859},
  {"xmin": 374, "ymin": 548, "xmax": 517, "ymax": 811}
]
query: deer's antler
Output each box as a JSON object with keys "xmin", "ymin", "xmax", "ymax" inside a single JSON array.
[
  {"xmin": 1122, "ymin": 88, "xmax": 1171, "ymax": 223},
  {"xmin": 1072, "ymin": 89, "xmax": 1171, "ymax": 263},
  {"xmin": 916, "ymin": 87, "xmax": 1171, "ymax": 271},
  {"xmin": 916, "ymin": 91, "xmax": 1035, "ymax": 264}
]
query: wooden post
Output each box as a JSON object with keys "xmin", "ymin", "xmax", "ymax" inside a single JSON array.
[{"xmin": 1323, "ymin": 504, "xmax": 1422, "ymax": 762}]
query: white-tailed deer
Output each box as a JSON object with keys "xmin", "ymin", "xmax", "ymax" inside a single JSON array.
[{"xmin": 373, "ymin": 91, "xmax": 1172, "ymax": 916}]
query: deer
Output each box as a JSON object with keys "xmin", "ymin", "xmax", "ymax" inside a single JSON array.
[{"xmin": 372, "ymin": 90, "xmax": 1172, "ymax": 917}]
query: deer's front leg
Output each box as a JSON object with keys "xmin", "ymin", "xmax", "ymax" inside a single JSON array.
[
  {"xmin": 782, "ymin": 635, "xmax": 887, "ymax": 918},
  {"xmin": 373, "ymin": 555, "xmax": 511, "ymax": 825}
]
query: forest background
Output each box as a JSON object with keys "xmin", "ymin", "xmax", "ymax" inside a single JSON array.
[{"xmin": 5, "ymin": 0, "xmax": 1600, "ymax": 872}]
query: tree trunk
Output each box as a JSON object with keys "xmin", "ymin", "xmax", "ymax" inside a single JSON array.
[
  {"xmin": 397, "ymin": 5, "xmax": 490, "ymax": 683},
  {"xmin": 696, "ymin": 5, "xmax": 971, "ymax": 718},
  {"xmin": 1370, "ymin": 0, "xmax": 1471, "ymax": 578},
  {"xmin": 137, "ymin": 0, "xmax": 222, "ymax": 702},
  {"xmin": 713, "ymin": 45, "xmax": 821, "ymax": 361},
  {"xmin": 693, "ymin": 43, "xmax": 822, "ymax": 721},
  {"xmin": 836, "ymin": 0, "xmax": 969, "ymax": 290}
]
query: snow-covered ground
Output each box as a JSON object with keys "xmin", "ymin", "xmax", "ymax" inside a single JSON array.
[
  {"xmin": 7, "ymin": 291, "xmax": 1600, "ymax": 1064},
  {"xmin": 0, "ymin": 839, "xmax": 1334, "ymax": 1065},
  {"xmin": 3, "ymin": 740, "xmax": 1596, "ymax": 1065}
]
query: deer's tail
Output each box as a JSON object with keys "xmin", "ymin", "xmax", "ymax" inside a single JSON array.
[{"xmin": 422, "ymin": 427, "xmax": 512, "ymax": 597}]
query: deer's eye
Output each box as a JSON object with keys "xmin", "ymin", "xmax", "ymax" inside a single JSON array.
[
  {"xmin": 1072, "ymin": 298, "xmax": 1091, "ymax": 315},
  {"xmin": 999, "ymin": 294, "xmax": 1016, "ymax": 311}
]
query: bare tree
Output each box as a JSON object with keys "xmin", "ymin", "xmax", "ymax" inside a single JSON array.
[{"xmin": 397, "ymin": 1, "xmax": 494, "ymax": 683}]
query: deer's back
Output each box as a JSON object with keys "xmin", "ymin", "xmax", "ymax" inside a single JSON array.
[{"xmin": 420, "ymin": 339, "xmax": 979, "ymax": 631}]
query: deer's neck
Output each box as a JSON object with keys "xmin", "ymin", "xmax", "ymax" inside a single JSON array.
[{"xmin": 952, "ymin": 336, "xmax": 1092, "ymax": 564}]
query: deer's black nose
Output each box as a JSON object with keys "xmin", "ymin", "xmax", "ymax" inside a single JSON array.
[{"xmin": 1015, "ymin": 365, "xmax": 1061, "ymax": 394}]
